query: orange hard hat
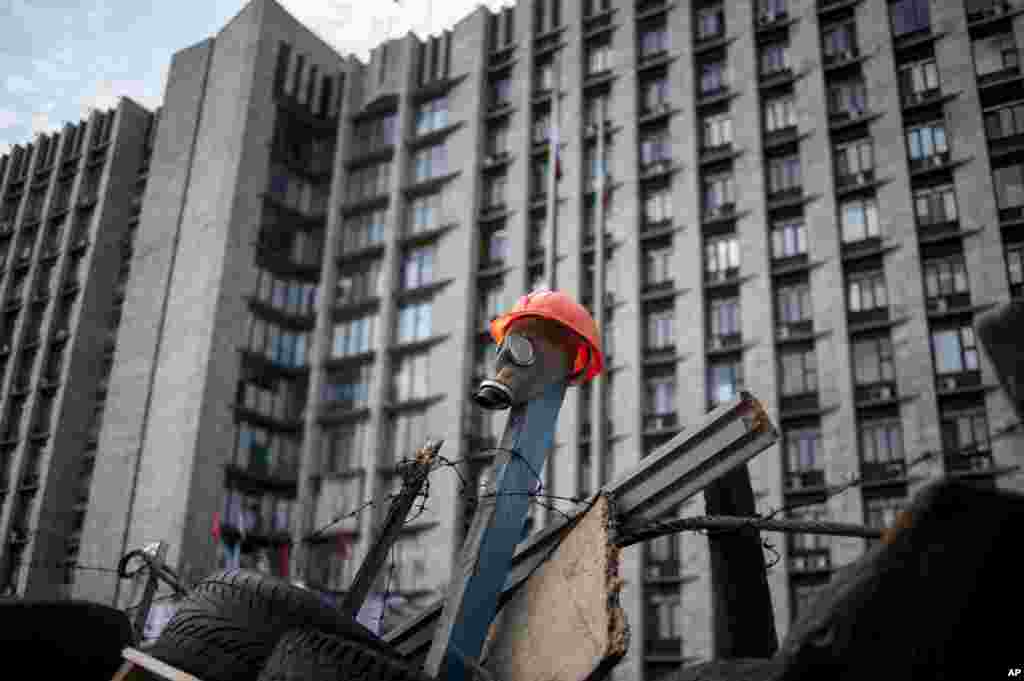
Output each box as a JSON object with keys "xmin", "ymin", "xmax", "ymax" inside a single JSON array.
[{"xmin": 489, "ymin": 289, "xmax": 604, "ymax": 384}]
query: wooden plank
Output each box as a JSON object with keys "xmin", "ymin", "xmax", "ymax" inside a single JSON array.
[
  {"xmin": 114, "ymin": 649, "xmax": 204, "ymax": 681},
  {"xmin": 703, "ymin": 465, "xmax": 777, "ymax": 659},
  {"xmin": 341, "ymin": 439, "xmax": 442, "ymax": 616},
  {"xmin": 479, "ymin": 495, "xmax": 628, "ymax": 681}
]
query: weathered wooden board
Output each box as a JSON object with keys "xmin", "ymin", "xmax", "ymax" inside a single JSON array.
[{"xmin": 479, "ymin": 495, "xmax": 629, "ymax": 681}]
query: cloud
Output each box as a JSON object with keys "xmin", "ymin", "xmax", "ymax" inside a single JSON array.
[
  {"xmin": 79, "ymin": 78, "xmax": 151, "ymax": 119},
  {"xmin": 0, "ymin": 109, "xmax": 18, "ymax": 129},
  {"xmin": 30, "ymin": 112, "xmax": 52, "ymax": 135},
  {"xmin": 6, "ymin": 74, "xmax": 36, "ymax": 96}
]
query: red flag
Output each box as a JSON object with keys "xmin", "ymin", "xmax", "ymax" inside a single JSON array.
[
  {"xmin": 279, "ymin": 543, "xmax": 290, "ymax": 578},
  {"xmin": 337, "ymin": 532, "xmax": 353, "ymax": 559},
  {"xmin": 212, "ymin": 511, "xmax": 221, "ymax": 542}
]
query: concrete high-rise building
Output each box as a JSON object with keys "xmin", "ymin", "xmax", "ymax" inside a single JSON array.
[
  {"xmin": 1, "ymin": 0, "xmax": 1021, "ymax": 676},
  {"xmin": 0, "ymin": 101, "xmax": 158, "ymax": 598}
]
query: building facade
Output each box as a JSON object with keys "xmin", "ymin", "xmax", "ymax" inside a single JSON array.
[
  {"xmin": 0, "ymin": 101, "xmax": 157, "ymax": 598},
  {"xmin": 0, "ymin": 0, "xmax": 1019, "ymax": 677}
]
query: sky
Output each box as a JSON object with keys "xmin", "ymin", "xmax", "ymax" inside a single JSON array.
[{"xmin": 0, "ymin": 0, "xmax": 514, "ymax": 155}]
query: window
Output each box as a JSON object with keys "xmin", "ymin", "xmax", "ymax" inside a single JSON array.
[
  {"xmin": 899, "ymin": 59, "xmax": 940, "ymax": 102},
  {"xmin": 822, "ymin": 21, "xmax": 856, "ymax": 61},
  {"xmin": 584, "ymin": 93, "xmax": 612, "ymax": 130},
  {"xmin": 906, "ymin": 122, "xmax": 948, "ymax": 164},
  {"xmin": 322, "ymin": 366, "xmax": 373, "ymax": 410},
  {"xmin": 644, "ymin": 245, "xmax": 673, "ymax": 289},
  {"xmin": 646, "ymin": 308, "xmax": 675, "ymax": 350},
  {"xmin": 645, "ymin": 586, "xmax": 683, "ymax": 656},
  {"xmin": 585, "ymin": 0, "xmax": 611, "ymax": 16},
  {"xmin": 708, "ymin": 297, "xmax": 741, "ymax": 351},
  {"xmin": 487, "ymin": 124, "xmax": 509, "ymax": 158},
  {"xmin": 761, "ymin": 42, "xmax": 789, "ymax": 76},
  {"xmin": 696, "ymin": 4, "xmax": 724, "ymax": 40},
  {"xmin": 993, "ymin": 163, "xmax": 1024, "ymax": 210},
  {"xmin": 646, "ymin": 375, "xmax": 677, "ymax": 424},
  {"xmin": 408, "ymin": 193, "xmax": 443, "ymax": 234},
  {"xmin": 931, "ymin": 326, "xmax": 979, "ymax": 375},
  {"xmin": 412, "ymin": 144, "xmax": 447, "ymax": 183},
  {"xmin": 709, "ymin": 359, "xmax": 744, "ymax": 407},
  {"xmin": 984, "ymin": 102, "xmax": 1024, "ymax": 141},
  {"xmin": 865, "ymin": 496, "xmax": 904, "ymax": 532},
  {"xmin": 860, "ymin": 420, "xmax": 904, "ymax": 464},
  {"xmin": 923, "ymin": 255, "xmax": 968, "ymax": 301},
  {"xmin": 641, "ymin": 77, "xmax": 670, "ymax": 114},
  {"xmin": 1007, "ymin": 244, "xmax": 1024, "ymax": 291},
  {"xmin": 913, "ymin": 184, "xmax": 958, "ymax": 226},
  {"xmin": 942, "ymin": 410, "xmax": 990, "ymax": 454},
  {"xmin": 646, "ymin": 531, "xmax": 680, "ymax": 578},
  {"xmin": 392, "ymin": 354, "xmax": 432, "ymax": 402},
  {"xmin": 644, "ymin": 187, "xmax": 672, "ymax": 225},
  {"xmin": 341, "ymin": 209, "xmax": 387, "ymax": 253},
  {"xmin": 414, "ymin": 96, "xmax": 448, "ymax": 136},
  {"xmin": 785, "ymin": 428, "xmax": 822, "ymax": 480},
  {"xmin": 828, "ymin": 80, "xmax": 867, "ymax": 118},
  {"xmin": 402, "ymin": 246, "xmax": 435, "ymax": 289},
  {"xmin": 479, "ymin": 286, "xmax": 504, "ymax": 327},
  {"xmin": 640, "ymin": 129, "xmax": 670, "ymax": 168},
  {"xmin": 699, "ymin": 60, "xmax": 728, "ymax": 96},
  {"xmin": 834, "ymin": 138, "xmax": 874, "ymax": 183},
  {"xmin": 703, "ymin": 173, "xmax": 735, "ymax": 216},
  {"xmin": 764, "ymin": 95, "xmax": 797, "ymax": 132},
  {"xmin": 535, "ymin": 59, "xmax": 555, "ymax": 91},
  {"xmin": 640, "ymin": 25, "xmax": 669, "ymax": 59},
  {"xmin": 853, "ymin": 336, "xmax": 895, "ymax": 385},
  {"xmin": 789, "ymin": 503, "xmax": 830, "ymax": 561},
  {"xmin": 533, "ymin": 110, "xmax": 553, "ymax": 144},
  {"xmin": 235, "ymin": 424, "xmax": 274, "ymax": 474},
  {"xmin": 702, "ymin": 112, "xmax": 732, "ymax": 149},
  {"xmin": 777, "ymin": 283, "xmax": 812, "ymax": 326},
  {"xmin": 847, "ymin": 270, "xmax": 887, "ymax": 312},
  {"xmin": 706, "ymin": 234, "xmax": 740, "ymax": 277},
  {"xmin": 840, "ymin": 198, "xmax": 880, "ymax": 243},
  {"xmin": 323, "ymin": 420, "xmax": 371, "ymax": 473},
  {"xmin": 780, "ymin": 349, "xmax": 817, "ymax": 396},
  {"xmin": 889, "ymin": 0, "xmax": 930, "ymax": 37},
  {"xmin": 388, "ymin": 409, "xmax": 433, "ymax": 465},
  {"xmin": 758, "ymin": 0, "xmax": 787, "ymax": 21},
  {"xmin": 331, "ymin": 315, "xmax": 376, "ymax": 358},
  {"xmin": 483, "ymin": 227, "xmax": 509, "ymax": 266},
  {"xmin": 587, "ymin": 43, "xmax": 614, "ymax": 75},
  {"xmin": 490, "ymin": 77, "xmax": 512, "ymax": 109},
  {"xmin": 973, "ymin": 33, "xmax": 1019, "ymax": 78},
  {"xmin": 529, "ymin": 217, "xmax": 547, "ymax": 256},
  {"xmin": 484, "ymin": 175, "xmax": 507, "ymax": 210},
  {"xmin": 584, "ymin": 141, "xmax": 613, "ymax": 190},
  {"xmin": 768, "ymin": 154, "xmax": 802, "ymax": 195},
  {"xmin": 396, "ymin": 302, "xmax": 432, "ymax": 344},
  {"xmin": 346, "ymin": 162, "xmax": 390, "ymax": 202},
  {"xmin": 771, "ymin": 219, "xmax": 807, "ymax": 259}
]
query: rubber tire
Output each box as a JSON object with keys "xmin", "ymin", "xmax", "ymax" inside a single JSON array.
[
  {"xmin": 258, "ymin": 628, "xmax": 431, "ymax": 681},
  {"xmin": 149, "ymin": 570, "xmax": 388, "ymax": 681},
  {"xmin": 0, "ymin": 599, "xmax": 133, "ymax": 681}
]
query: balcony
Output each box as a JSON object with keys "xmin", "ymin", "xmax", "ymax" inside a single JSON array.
[
  {"xmin": 835, "ymin": 169, "xmax": 875, "ymax": 192},
  {"xmin": 756, "ymin": 9, "xmax": 789, "ymax": 30},
  {"xmin": 707, "ymin": 333, "xmax": 742, "ymax": 353},
  {"xmin": 925, "ymin": 292, "xmax": 972, "ymax": 317},
  {"xmin": 978, "ymin": 59, "xmax": 1021, "ymax": 88},
  {"xmin": 705, "ymin": 267, "xmax": 740, "ymax": 287},
  {"xmin": 901, "ymin": 88, "xmax": 943, "ymax": 110},
  {"xmin": 861, "ymin": 458, "xmax": 907, "ymax": 484},
  {"xmin": 702, "ymin": 203, "xmax": 736, "ymax": 223},
  {"xmin": 776, "ymin": 320, "xmax": 814, "ymax": 342},
  {"xmin": 943, "ymin": 448, "xmax": 995, "ymax": 474},
  {"xmin": 968, "ymin": 0, "xmax": 1018, "ymax": 25},
  {"xmin": 909, "ymin": 151, "xmax": 952, "ymax": 175},
  {"xmin": 785, "ymin": 469, "xmax": 826, "ymax": 492},
  {"xmin": 644, "ymin": 412, "xmax": 679, "ymax": 433},
  {"xmin": 856, "ymin": 381, "xmax": 897, "ymax": 405},
  {"xmin": 936, "ymin": 370, "xmax": 983, "ymax": 395},
  {"xmin": 824, "ymin": 47, "xmax": 860, "ymax": 69}
]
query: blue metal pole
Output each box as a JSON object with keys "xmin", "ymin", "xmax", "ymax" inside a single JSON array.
[{"xmin": 424, "ymin": 380, "xmax": 566, "ymax": 681}]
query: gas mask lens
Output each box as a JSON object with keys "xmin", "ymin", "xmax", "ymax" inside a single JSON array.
[{"xmin": 496, "ymin": 334, "xmax": 536, "ymax": 367}]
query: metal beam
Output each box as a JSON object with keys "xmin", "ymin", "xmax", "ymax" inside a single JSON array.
[
  {"xmin": 423, "ymin": 381, "xmax": 567, "ymax": 681},
  {"xmin": 615, "ymin": 516, "xmax": 884, "ymax": 546},
  {"xmin": 340, "ymin": 439, "xmax": 442, "ymax": 617},
  {"xmin": 387, "ymin": 392, "xmax": 778, "ymax": 664}
]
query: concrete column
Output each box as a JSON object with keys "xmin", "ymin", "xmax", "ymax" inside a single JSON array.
[
  {"xmin": 74, "ymin": 40, "xmax": 215, "ymax": 604},
  {"xmin": 793, "ymin": 0, "xmax": 857, "ymax": 574}
]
